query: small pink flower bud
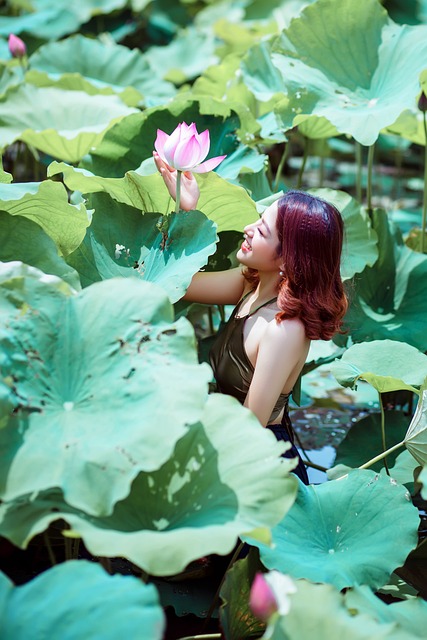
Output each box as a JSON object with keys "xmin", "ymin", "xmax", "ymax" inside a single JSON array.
[
  {"xmin": 418, "ymin": 91, "xmax": 427, "ymax": 113},
  {"xmin": 8, "ymin": 34, "xmax": 26, "ymax": 59},
  {"xmin": 250, "ymin": 573, "xmax": 278, "ymax": 621}
]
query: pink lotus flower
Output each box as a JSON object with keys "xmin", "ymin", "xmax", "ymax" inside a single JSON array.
[
  {"xmin": 154, "ymin": 122, "xmax": 226, "ymax": 173},
  {"xmin": 8, "ymin": 34, "xmax": 26, "ymax": 59},
  {"xmin": 250, "ymin": 573, "xmax": 278, "ymax": 621},
  {"xmin": 250, "ymin": 571, "xmax": 296, "ymax": 622}
]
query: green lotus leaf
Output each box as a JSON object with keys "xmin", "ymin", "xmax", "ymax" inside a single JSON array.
[
  {"xmin": 0, "ymin": 560, "xmax": 165, "ymax": 640},
  {"xmin": 0, "ymin": 158, "xmax": 12, "ymax": 184},
  {"xmin": 294, "ymin": 114, "xmax": 340, "ymax": 139},
  {"xmin": 219, "ymin": 551, "xmax": 266, "ymax": 640},
  {"xmin": 308, "ymin": 188, "xmax": 378, "ymax": 280},
  {"xmin": 420, "ymin": 466, "xmax": 427, "ymax": 500},
  {"xmin": 0, "ymin": 211, "xmax": 81, "ymax": 289},
  {"xmin": 251, "ymin": 469, "xmax": 419, "ymax": 590},
  {"xmin": 0, "ymin": 9, "xmax": 77, "ymax": 40},
  {"xmin": 330, "ymin": 340, "xmax": 427, "ymax": 393},
  {"xmin": 0, "ymin": 270, "xmax": 212, "ymax": 516},
  {"xmin": 384, "ymin": 109, "xmax": 426, "ymax": 146},
  {"xmin": 49, "ymin": 161, "xmax": 258, "ymax": 232},
  {"xmin": 241, "ymin": 40, "xmax": 287, "ymax": 102},
  {"xmin": 342, "ymin": 209, "xmax": 427, "ymax": 351},
  {"xmin": 345, "ymin": 584, "xmax": 427, "ymax": 638},
  {"xmin": 245, "ymin": 0, "xmax": 427, "ymax": 145},
  {"xmin": 145, "ymin": 26, "xmax": 218, "ymax": 83},
  {"xmin": 0, "ymin": 84, "xmax": 137, "ymax": 163},
  {"xmin": 0, "ymin": 179, "xmax": 89, "ymax": 257},
  {"xmin": 333, "ymin": 412, "xmax": 408, "ymax": 471},
  {"xmin": 65, "ymin": 194, "xmax": 218, "ymax": 302},
  {"xmin": 0, "ymin": 394, "xmax": 298, "ymax": 576},
  {"xmin": 265, "ymin": 578, "xmax": 417, "ymax": 640},
  {"xmin": 190, "ymin": 54, "xmax": 261, "ymax": 142},
  {"xmin": 216, "ymin": 144, "xmax": 268, "ymax": 180},
  {"xmin": 389, "ymin": 450, "xmax": 420, "ymax": 488},
  {"xmin": 79, "ymin": 99, "xmax": 239, "ymax": 177},
  {"xmin": 0, "ymin": 63, "xmax": 21, "ymax": 98},
  {"xmin": 27, "ymin": 35, "xmax": 176, "ymax": 107},
  {"xmin": 404, "ymin": 389, "xmax": 427, "ymax": 466},
  {"xmin": 0, "ymin": 0, "xmax": 129, "ymax": 39}
]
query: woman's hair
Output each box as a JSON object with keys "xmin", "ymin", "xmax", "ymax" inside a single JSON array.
[{"xmin": 245, "ymin": 190, "xmax": 348, "ymax": 340}]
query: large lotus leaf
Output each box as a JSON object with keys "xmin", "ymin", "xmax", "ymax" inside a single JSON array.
[
  {"xmin": 345, "ymin": 585, "xmax": 427, "ymax": 638},
  {"xmin": 0, "ymin": 394, "xmax": 298, "ymax": 576},
  {"xmin": 333, "ymin": 412, "xmax": 408, "ymax": 471},
  {"xmin": 244, "ymin": 0, "xmax": 427, "ymax": 145},
  {"xmin": 265, "ymin": 578, "xmax": 417, "ymax": 640},
  {"xmin": 0, "ymin": 159, "xmax": 12, "ymax": 184},
  {"xmin": 189, "ymin": 55, "xmax": 261, "ymax": 142},
  {"xmin": 0, "ymin": 180, "xmax": 89, "ymax": 256},
  {"xmin": 330, "ymin": 340, "xmax": 427, "ymax": 393},
  {"xmin": 251, "ymin": 469, "xmax": 419, "ymax": 590},
  {"xmin": 0, "ymin": 269, "xmax": 212, "ymax": 516},
  {"xmin": 0, "ymin": 0, "xmax": 129, "ymax": 39},
  {"xmin": 216, "ymin": 144, "xmax": 268, "ymax": 181},
  {"xmin": 342, "ymin": 209, "xmax": 427, "ymax": 351},
  {"xmin": 0, "ymin": 560, "xmax": 165, "ymax": 640},
  {"xmin": 389, "ymin": 450, "xmax": 420, "ymax": 488},
  {"xmin": 145, "ymin": 26, "xmax": 218, "ymax": 84},
  {"xmin": 420, "ymin": 466, "xmax": 427, "ymax": 500},
  {"xmin": 404, "ymin": 389, "xmax": 427, "ymax": 466},
  {"xmin": 49, "ymin": 161, "xmax": 258, "ymax": 232},
  {"xmin": 0, "ymin": 211, "xmax": 81, "ymax": 289},
  {"xmin": 241, "ymin": 40, "xmax": 287, "ymax": 102},
  {"xmin": 79, "ymin": 99, "xmax": 239, "ymax": 177},
  {"xmin": 0, "ymin": 84, "xmax": 137, "ymax": 163},
  {"xmin": 308, "ymin": 188, "xmax": 378, "ymax": 280},
  {"xmin": 384, "ymin": 109, "xmax": 427, "ymax": 146},
  {"xmin": 65, "ymin": 194, "xmax": 218, "ymax": 302},
  {"xmin": 219, "ymin": 552, "xmax": 266, "ymax": 640},
  {"xmin": 27, "ymin": 35, "xmax": 176, "ymax": 107}
]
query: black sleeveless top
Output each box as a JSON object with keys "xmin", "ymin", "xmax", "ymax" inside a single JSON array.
[{"xmin": 210, "ymin": 292, "xmax": 291, "ymax": 425}]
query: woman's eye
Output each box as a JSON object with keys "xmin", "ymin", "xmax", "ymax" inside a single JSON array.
[{"xmin": 257, "ymin": 228, "xmax": 264, "ymax": 236}]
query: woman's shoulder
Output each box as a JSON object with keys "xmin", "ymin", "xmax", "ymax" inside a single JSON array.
[{"xmin": 264, "ymin": 314, "xmax": 308, "ymax": 345}]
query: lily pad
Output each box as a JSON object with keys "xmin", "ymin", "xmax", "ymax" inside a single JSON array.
[
  {"xmin": 27, "ymin": 35, "xmax": 176, "ymax": 107},
  {"xmin": 404, "ymin": 388, "xmax": 427, "ymax": 466},
  {"xmin": 0, "ymin": 265, "xmax": 211, "ymax": 516},
  {"xmin": 0, "ymin": 84, "xmax": 137, "ymax": 163},
  {"xmin": 243, "ymin": 0, "xmax": 427, "ymax": 145},
  {"xmin": 330, "ymin": 340, "xmax": 427, "ymax": 393},
  {"xmin": 341, "ymin": 209, "xmax": 427, "ymax": 351},
  {"xmin": 251, "ymin": 469, "xmax": 419, "ymax": 590},
  {"xmin": 265, "ymin": 578, "xmax": 423, "ymax": 640},
  {"xmin": 0, "ymin": 395, "xmax": 298, "ymax": 576},
  {"xmin": 0, "ymin": 179, "xmax": 89, "ymax": 256},
  {"xmin": 66, "ymin": 193, "xmax": 218, "ymax": 302},
  {"xmin": 308, "ymin": 188, "xmax": 378, "ymax": 280},
  {"xmin": 0, "ymin": 560, "xmax": 165, "ymax": 640},
  {"xmin": 0, "ymin": 211, "xmax": 81, "ymax": 289}
]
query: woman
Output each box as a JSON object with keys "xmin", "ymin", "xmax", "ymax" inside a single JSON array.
[{"xmin": 154, "ymin": 153, "xmax": 348, "ymax": 483}]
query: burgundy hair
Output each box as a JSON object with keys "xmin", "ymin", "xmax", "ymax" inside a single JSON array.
[{"xmin": 245, "ymin": 190, "xmax": 348, "ymax": 340}]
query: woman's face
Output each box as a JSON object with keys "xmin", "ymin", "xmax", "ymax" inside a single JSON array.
[{"xmin": 236, "ymin": 201, "xmax": 282, "ymax": 272}]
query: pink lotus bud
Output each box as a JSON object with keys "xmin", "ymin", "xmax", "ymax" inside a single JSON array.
[
  {"xmin": 8, "ymin": 34, "xmax": 26, "ymax": 59},
  {"xmin": 250, "ymin": 573, "xmax": 278, "ymax": 621},
  {"xmin": 418, "ymin": 91, "xmax": 427, "ymax": 113},
  {"xmin": 154, "ymin": 121, "xmax": 226, "ymax": 173}
]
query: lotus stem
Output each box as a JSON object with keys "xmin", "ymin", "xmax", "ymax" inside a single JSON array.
[
  {"xmin": 355, "ymin": 142, "xmax": 362, "ymax": 203},
  {"xmin": 379, "ymin": 393, "xmax": 390, "ymax": 476},
  {"xmin": 273, "ymin": 143, "xmax": 289, "ymax": 192},
  {"xmin": 175, "ymin": 170, "xmax": 182, "ymax": 215},
  {"xmin": 421, "ymin": 111, "xmax": 427, "ymax": 253},
  {"xmin": 296, "ymin": 138, "xmax": 308, "ymax": 189},
  {"xmin": 178, "ymin": 633, "xmax": 222, "ymax": 640},
  {"xmin": 43, "ymin": 531, "xmax": 57, "ymax": 566},
  {"xmin": 366, "ymin": 143, "xmax": 375, "ymax": 216},
  {"xmin": 358, "ymin": 440, "xmax": 405, "ymax": 470}
]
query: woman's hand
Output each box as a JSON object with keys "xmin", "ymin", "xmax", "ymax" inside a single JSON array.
[{"xmin": 153, "ymin": 152, "xmax": 200, "ymax": 211}]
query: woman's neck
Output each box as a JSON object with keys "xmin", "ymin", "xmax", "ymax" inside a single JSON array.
[{"xmin": 253, "ymin": 270, "xmax": 281, "ymax": 301}]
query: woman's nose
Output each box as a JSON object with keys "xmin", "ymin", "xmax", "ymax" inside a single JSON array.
[{"xmin": 244, "ymin": 223, "xmax": 254, "ymax": 235}]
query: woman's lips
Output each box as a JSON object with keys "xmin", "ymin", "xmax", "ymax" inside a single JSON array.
[{"xmin": 241, "ymin": 239, "xmax": 251, "ymax": 253}]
